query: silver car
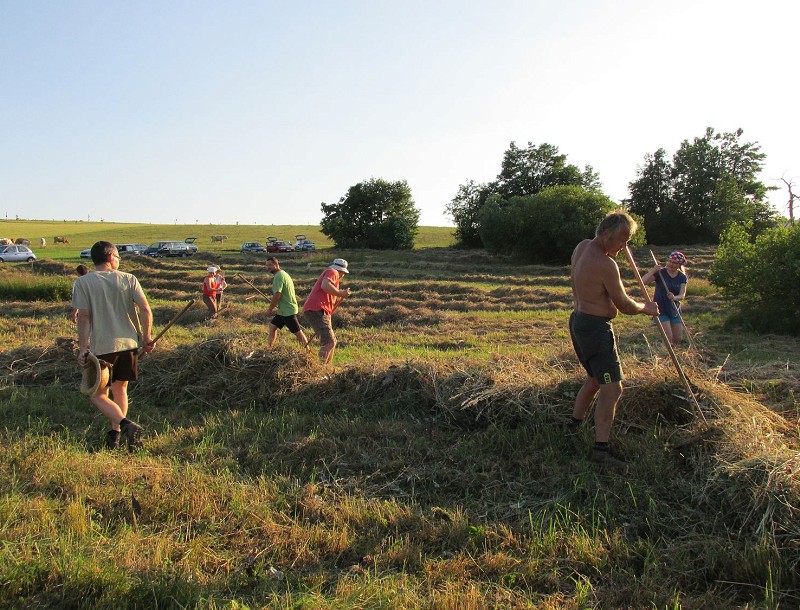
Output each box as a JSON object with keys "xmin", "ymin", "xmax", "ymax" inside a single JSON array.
[{"xmin": 0, "ymin": 245, "xmax": 37, "ymax": 263}]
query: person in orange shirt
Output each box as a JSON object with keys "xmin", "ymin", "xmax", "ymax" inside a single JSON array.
[
  {"xmin": 202, "ymin": 266, "xmax": 220, "ymax": 319},
  {"xmin": 302, "ymin": 258, "xmax": 351, "ymax": 364}
]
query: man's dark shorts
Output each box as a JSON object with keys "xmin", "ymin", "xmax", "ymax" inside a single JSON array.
[
  {"xmin": 270, "ymin": 313, "xmax": 302, "ymax": 334},
  {"xmin": 569, "ymin": 311, "xmax": 623, "ymax": 384},
  {"xmin": 303, "ymin": 309, "xmax": 334, "ymax": 346},
  {"xmin": 97, "ymin": 348, "xmax": 139, "ymax": 383}
]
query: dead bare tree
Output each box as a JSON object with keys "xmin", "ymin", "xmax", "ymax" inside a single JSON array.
[{"xmin": 778, "ymin": 174, "xmax": 798, "ymax": 225}]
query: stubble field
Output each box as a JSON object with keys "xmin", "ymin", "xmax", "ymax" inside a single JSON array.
[{"xmin": 0, "ymin": 222, "xmax": 798, "ymax": 609}]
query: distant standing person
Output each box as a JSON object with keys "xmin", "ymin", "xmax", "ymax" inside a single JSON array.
[
  {"xmin": 72, "ymin": 241, "xmax": 155, "ymax": 450},
  {"xmin": 568, "ymin": 211, "xmax": 658, "ymax": 469},
  {"xmin": 71, "ymin": 264, "xmax": 89, "ymax": 323},
  {"xmin": 265, "ymin": 257, "xmax": 308, "ymax": 349},
  {"xmin": 202, "ymin": 266, "xmax": 220, "ymax": 319},
  {"xmin": 214, "ymin": 267, "xmax": 228, "ymax": 310},
  {"xmin": 302, "ymin": 258, "xmax": 351, "ymax": 364},
  {"xmin": 641, "ymin": 251, "xmax": 688, "ymax": 347}
]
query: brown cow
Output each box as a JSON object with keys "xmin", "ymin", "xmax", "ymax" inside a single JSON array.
[
  {"xmin": 211, "ymin": 235, "xmax": 228, "ymax": 242},
  {"xmin": 54, "ymin": 236, "xmax": 69, "ymax": 244},
  {"xmin": 15, "ymin": 238, "xmax": 30, "ymax": 246}
]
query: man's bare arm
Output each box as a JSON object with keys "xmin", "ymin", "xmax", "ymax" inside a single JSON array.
[{"xmin": 602, "ymin": 260, "xmax": 653, "ymax": 315}]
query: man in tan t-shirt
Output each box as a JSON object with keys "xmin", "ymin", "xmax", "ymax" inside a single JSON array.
[
  {"xmin": 568, "ymin": 211, "xmax": 658, "ymax": 469},
  {"xmin": 72, "ymin": 241, "xmax": 156, "ymax": 450}
]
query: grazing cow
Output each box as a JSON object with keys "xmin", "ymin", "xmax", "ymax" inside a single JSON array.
[
  {"xmin": 211, "ymin": 235, "xmax": 228, "ymax": 242},
  {"xmin": 54, "ymin": 236, "xmax": 69, "ymax": 244},
  {"xmin": 15, "ymin": 238, "xmax": 30, "ymax": 246}
]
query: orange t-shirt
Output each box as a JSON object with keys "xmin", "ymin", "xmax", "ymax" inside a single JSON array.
[
  {"xmin": 302, "ymin": 269, "xmax": 338, "ymax": 314},
  {"xmin": 202, "ymin": 276, "xmax": 219, "ymax": 297}
]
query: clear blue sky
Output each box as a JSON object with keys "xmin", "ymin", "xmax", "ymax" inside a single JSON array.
[{"xmin": 2, "ymin": 0, "xmax": 797, "ymax": 226}]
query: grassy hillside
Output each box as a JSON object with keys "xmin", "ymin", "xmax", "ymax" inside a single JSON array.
[
  {"xmin": 0, "ymin": 220, "xmax": 456, "ymax": 260},
  {"xmin": 0, "ymin": 245, "xmax": 798, "ymax": 608}
]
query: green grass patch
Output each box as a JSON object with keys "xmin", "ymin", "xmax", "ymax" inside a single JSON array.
[{"xmin": 0, "ymin": 270, "xmax": 72, "ymax": 301}]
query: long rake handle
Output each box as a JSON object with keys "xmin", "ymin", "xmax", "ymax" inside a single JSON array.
[
  {"xmin": 139, "ymin": 298, "xmax": 196, "ymax": 356},
  {"xmin": 153, "ymin": 298, "xmax": 195, "ymax": 342},
  {"xmin": 649, "ymin": 250, "xmax": 696, "ymax": 350},
  {"xmin": 625, "ymin": 247, "xmax": 707, "ymax": 426},
  {"xmin": 235, "ymin": 274, "xmax": 272, "ymax": 303}
]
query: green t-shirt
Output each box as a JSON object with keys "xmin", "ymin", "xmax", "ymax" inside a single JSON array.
[{"xmin": 272, "ymin": 269, "xmax": 299, "ymax": 316}]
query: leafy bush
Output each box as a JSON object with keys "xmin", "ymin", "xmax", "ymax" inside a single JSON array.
[
  {"xmin": 0, "ymin": 272, "xmax": 72, "ymax": 301},
  {"xmin": 710, "ymin": 223, "xmax": 800, "ymax": 333},
  {"xmin": 479, "ymin": 186, "xmax": 641, "ymax": 264}
]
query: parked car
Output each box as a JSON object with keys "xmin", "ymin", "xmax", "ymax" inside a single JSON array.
[
  {"xmin": 145, "ymin": 241, "xmax": 193, "ymax": 257},
  {"xmin": 0, "ymin": 245, "xmax": 36, "ymax": 263},
  {"xmin": 79, "ymin": 248, "xmax": 92, "ymax": 259},
  {"xmin": 241, "ymin": 241, "xmax": 267, "ymax": 253},
  {"xmin": 116, "ymin": 243, "xmax": 148, "ymax": 257},
  {"xmin": 295, "ymin": 238, "xmax": 316, "ymax": 251},
  {"xmin": 267, "ymin": 240, "xmax": 293, "ymax": 253}
]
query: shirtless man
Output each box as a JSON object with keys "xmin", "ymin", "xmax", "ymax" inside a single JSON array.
[{"xmin": 568, "ymin": 211, "xmax": 658, "ymax": 468}]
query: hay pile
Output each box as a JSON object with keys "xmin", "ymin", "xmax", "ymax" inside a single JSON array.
[{"xmin": 139, "ymin": 337, "xmax": 319, "ymax": 408}]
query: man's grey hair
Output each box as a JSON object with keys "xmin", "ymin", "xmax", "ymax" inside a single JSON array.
[{"xmin": 596, "ymin": 210, "xmax": 638, "ymax": 238}]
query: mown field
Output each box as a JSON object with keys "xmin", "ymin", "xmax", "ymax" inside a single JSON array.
[{"xmin": 0, "ymin": 228, "xmax": 799, "ymax": 609}]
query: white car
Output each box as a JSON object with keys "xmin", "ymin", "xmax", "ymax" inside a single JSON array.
[
  {"xmin": 0, "ymin": 245, "xmax": 37, "ymax": 263},
  {"xmin": 79, "ymin": 248, "xmax": 92, "ymax": 259}
]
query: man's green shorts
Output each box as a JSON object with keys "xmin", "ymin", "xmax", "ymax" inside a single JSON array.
[{"xmin": 569, "ymin": 310, "xmax": 623, "ymax": 384}]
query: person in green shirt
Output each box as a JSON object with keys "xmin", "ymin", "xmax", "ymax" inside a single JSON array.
[{"xmin": 265, "ymin": 257, "xmax": 309, "ymax": 349}]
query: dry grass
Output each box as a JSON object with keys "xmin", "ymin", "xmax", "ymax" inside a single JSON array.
[{"xmin": 0, "ymin": 244, "xmax": 798, "ymax": 608}]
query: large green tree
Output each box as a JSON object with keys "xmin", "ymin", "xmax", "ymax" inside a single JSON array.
[
  {"xmin": 320, "ymin": 178, "xmax": 420, "ymax": 249},
  {"xmin": 479, "ymin": 186, "xmax": 623, "ymax": 264},
  {"xmin": 628, "ymin": 128, "xmax": 777, "ymax": 243},
  {"xmin": 446, "ymin": 141, "xmax": 602, "ymax": 247}
]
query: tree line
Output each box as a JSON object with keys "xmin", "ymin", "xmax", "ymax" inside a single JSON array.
[{"xmin": 318, "ymin": 127, "xmax": 781, "ymax": 255}]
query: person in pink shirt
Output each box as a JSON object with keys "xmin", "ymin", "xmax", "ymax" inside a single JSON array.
[{"xmin": 302, "ymin": 258, "xmax": 351, "ymax": 364}]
